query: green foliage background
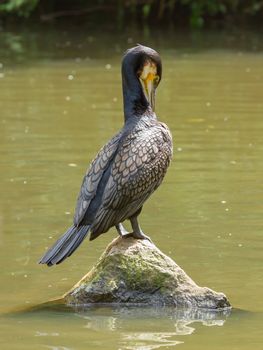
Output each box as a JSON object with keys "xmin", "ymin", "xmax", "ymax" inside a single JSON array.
[{"xmin": 0, "ymin": 0, "xmax": 263, "ymax": 28}]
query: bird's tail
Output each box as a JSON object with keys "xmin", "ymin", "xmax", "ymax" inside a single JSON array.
[{"xmin": 39, "ymin": 224, "xmax": 90, "ymax": 266}]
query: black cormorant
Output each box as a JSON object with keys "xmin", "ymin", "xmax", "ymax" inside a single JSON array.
[{"xmin": 39, "ymin": 45, "xmax": 173, "ymax": 266}]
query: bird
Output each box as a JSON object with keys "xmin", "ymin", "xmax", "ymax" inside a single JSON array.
[{"xmin": 39, "ymin": 45, "xmax": 173, "ymax": 266}]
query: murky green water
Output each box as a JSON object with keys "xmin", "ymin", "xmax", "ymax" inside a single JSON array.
[{"xmin": 0, "ymin": 26, "xmax": 262, "ymax": 349}]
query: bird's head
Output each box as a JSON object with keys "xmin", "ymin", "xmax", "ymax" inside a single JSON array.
[{"xmin": 122, "ymin": 45, "xmax": 162, "ymax": 113}]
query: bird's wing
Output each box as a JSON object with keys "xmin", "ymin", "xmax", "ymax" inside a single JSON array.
[
  {"xmin": 73, "ymin": 131, "xmax": 122, "ymax": 226},
  {"xmin": 90, "ymin": 122, "xmax": 172, "ymax": 236}
]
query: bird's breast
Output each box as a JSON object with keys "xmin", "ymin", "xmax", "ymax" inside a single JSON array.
[{"xmin": 110, "ymin": 120, "xmax": 172, "ymax": 197}]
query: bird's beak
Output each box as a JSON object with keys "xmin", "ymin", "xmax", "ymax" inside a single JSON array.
[{"xmin": 139, "ymin": 63, "xmax": 158, "ymax": 111}]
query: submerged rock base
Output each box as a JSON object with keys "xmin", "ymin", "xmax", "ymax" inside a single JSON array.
[{"xmin": 63, "ymin": 237, "xmax": 231, "ymax": 309}]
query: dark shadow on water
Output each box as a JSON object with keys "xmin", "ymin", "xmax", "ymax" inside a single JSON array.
[{"xmin": 1, "ymin": 24, "xmax": 263, "ymax": 67}]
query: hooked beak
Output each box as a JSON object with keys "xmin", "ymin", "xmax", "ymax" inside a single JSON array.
[
  {"xmin": 140, "ymin": 74, "xmax": 155, "ymax": 111},
  {"xmin": 139, "ymin": 62, "xmax": 158, "ymax": 111}
]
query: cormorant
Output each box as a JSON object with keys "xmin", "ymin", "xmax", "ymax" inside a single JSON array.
[{"xmin": 39, "ymin": 45, "xmax": 173, "ymax": 266}]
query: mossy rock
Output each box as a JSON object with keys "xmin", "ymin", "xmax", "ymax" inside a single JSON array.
[{"xmin": 63, "ymin": 237, "xmax": 230, "ymax": 308}]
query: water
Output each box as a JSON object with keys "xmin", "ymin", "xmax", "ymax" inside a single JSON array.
[{"xmin": 0, "ymin": 26, "xmax": 262, "ymax": 349}]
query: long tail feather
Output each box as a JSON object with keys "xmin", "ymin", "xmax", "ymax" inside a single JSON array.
[{"xmin": 39, "ymin": 225, "xmax": 90, "ymax": 266}]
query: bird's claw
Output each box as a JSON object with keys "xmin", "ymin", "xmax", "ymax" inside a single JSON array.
[{"xmin": 122, "ymin": 231, "xmax": 152, "ymax": 243}]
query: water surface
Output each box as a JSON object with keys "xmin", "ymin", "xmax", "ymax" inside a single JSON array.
[{"xmin": 0, "ymin": 26, "xmax": 262, "ymax": 349}]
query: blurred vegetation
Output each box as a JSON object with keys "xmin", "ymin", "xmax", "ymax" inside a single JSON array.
[{"xmin": 0, "ymin": 0, "xmax": 263, "ymax": 28}]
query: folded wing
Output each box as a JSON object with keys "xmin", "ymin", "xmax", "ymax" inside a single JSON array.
[
  {"xmin": 74, "ymin": 131, "xmax": 122, "ymax": 226},
  {"xmin": 90, "ymin": 122, "xmax": 172, "ymax": 238}
]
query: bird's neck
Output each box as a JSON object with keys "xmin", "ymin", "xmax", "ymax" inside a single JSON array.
[{"xmin": 122, "ymin": 72, "xmax": 151, "ymax": 122}]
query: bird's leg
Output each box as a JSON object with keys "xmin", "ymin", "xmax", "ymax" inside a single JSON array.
[
  {"xmin": 130, "ymin": 216, "xmax": 152, "ymax": 242},
  {"xmin": 115, "ymin": 223, "xmax": 129, "ymax": 237}
]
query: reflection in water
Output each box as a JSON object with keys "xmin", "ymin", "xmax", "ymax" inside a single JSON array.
[
  {"xmin": 82, "ymin": 315, "xmax": 118, "ymax": 332},
  {"xmin": 121, "ymin": 332, "xmax": 183, "ymax": 350},
  {"xmin": 75, "ymin": 305, "xmax": 230, "ymax": 349},
  {"xmin": 45, "ymin": 347, "xmax": 72, "ymax": 350},
  {"xmin": 35, "ymin": 331, "xmax": 59, "ymax": 336}
]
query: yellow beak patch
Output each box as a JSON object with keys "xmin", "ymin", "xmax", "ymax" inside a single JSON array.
[
  {"xmin": 139, "ymin": 62, "xmax": 157, "ymax": 81},
  {"xmin": 138, "ymin": 61, "xmax": 158, "ymax": 111}
]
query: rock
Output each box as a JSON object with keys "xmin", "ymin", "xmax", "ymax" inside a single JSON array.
[{"xmin": 63, "ymin": 237, "xmax": 231, "ymax": 309}]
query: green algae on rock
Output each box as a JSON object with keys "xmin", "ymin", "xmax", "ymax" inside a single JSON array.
[{"xmin": 63, "ymin": 237, "xmax": 231, "ymax": 308}]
